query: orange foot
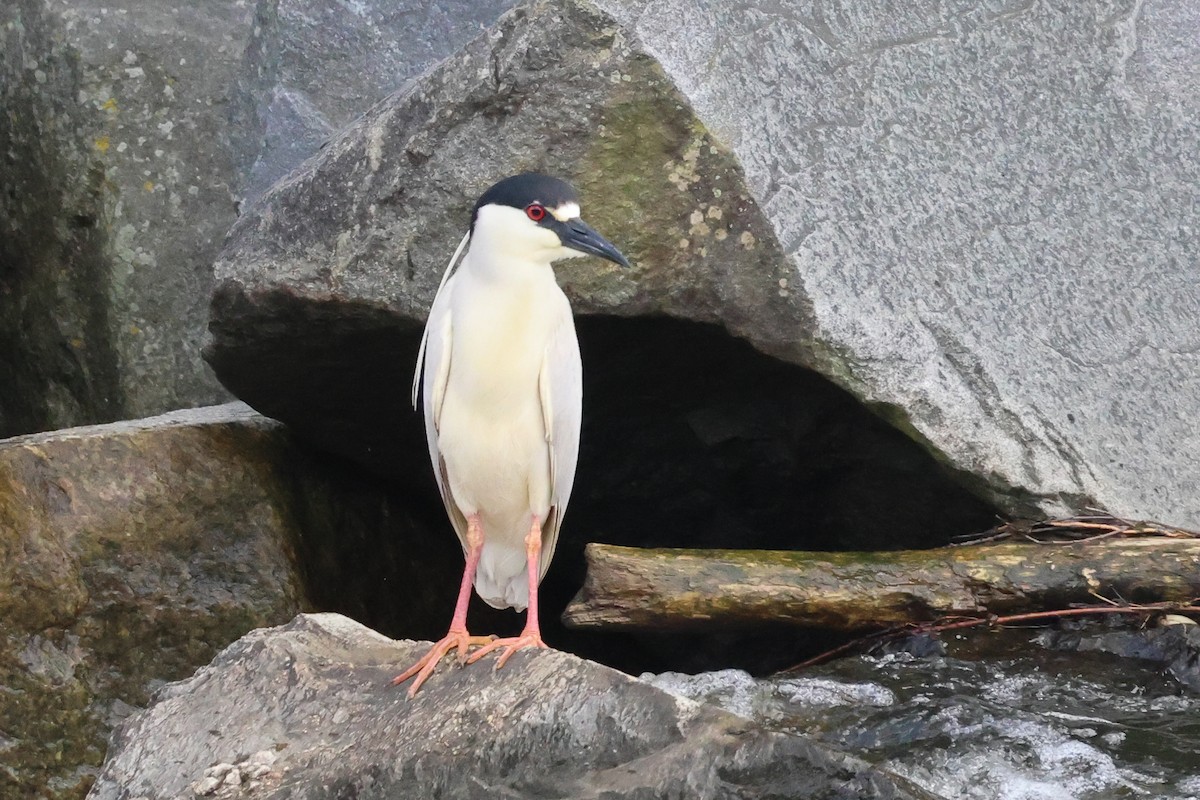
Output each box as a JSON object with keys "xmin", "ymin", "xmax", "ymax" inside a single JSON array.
[
  {"xmin": 466, "ymin": 630, "xmax": 548, "ymax": 669},
  {"xmin": 391, "ymin": 630, "xmax": 495, "ymax": 697}
]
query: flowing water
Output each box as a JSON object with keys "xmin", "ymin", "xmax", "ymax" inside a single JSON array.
[{"xmin": 645, "ymin": 628, "xmax": 1200, "ymax": 800}]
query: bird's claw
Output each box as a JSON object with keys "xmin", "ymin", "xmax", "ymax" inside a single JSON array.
[
  {"xmin": 465, "ymin": 631, "xmax": 547, "ymax": 670},
  {"xmin": 392, "ymin": 631, "xmax": 496, "ymax": 698}
]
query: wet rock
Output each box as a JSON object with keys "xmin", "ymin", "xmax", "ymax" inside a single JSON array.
[
  {"xmin": 1038, "ymin": 620, "xmax": 1200, "ymax": 692},
  {"xmin": 88, "ymin": 613, "xmax": 925, "ymax": 800},
  {"xmin": 0, "ymin": 404, "xmax": 301, "ymax": 797},
  {"xmin": 0, "ymin": 403, "xmax": 453, "ymax": 798},
  {"xmin": 208, "ymin": 0, "xmax": 1200, "ymax": 531},
  {"xmin": 646, "ymin": 638, "xmax": 1200, "ymax": 800}
]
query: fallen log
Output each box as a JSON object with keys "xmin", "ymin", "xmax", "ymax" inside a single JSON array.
[{"xmin": 562, "ymin": 539, "xmax": 1200, "ymax": 632}]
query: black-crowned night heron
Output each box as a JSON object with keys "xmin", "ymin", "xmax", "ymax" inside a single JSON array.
[{"xmin": 393, "ymin": 173, "xmax": 629, "ymax": 696}]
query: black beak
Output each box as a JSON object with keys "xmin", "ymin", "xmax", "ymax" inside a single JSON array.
[{"xmin": 559, "ymin": 218, "xmax": 631, "ymax": 268}]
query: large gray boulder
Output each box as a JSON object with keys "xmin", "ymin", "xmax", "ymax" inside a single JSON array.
[
  {"xmin": 0, "ymin": 0, "xmax": 519, "ymax": 437},
  {"xmin": 207, "ymin": 0, "xmax": 1200, "ymax": 529},
  {"xmin": 1, "ymin": 0, "xmax": 254, "ymax": 432},
  {"xmin": 595, "ymin": 0, "xmax": 1200, "ymax": 528},
  {"xmin": 88, "ymin": 613, "xmax": 926, "ymax": 799}
]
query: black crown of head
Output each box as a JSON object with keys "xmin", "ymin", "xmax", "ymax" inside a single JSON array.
[{"xmin": 472, "ymin": 173, "xmax": 580, "ymax": 229}]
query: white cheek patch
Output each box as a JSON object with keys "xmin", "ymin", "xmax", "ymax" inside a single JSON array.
[{"xmin": 550, "ymin": 202, "xmax": 581, "ymax": 222}]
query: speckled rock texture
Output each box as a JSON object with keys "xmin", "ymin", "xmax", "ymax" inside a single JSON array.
[
  {"xmin": 593, "ymin": 0, "xmax": 1200, "ymax": 526},
  {"xmin": 87, "ymin": 613, "xmax": 925, "ymax": 800},
  {"xmin": 0, "ymin": 404, "xmax": 465, "ymax": 799},
  {"xmin": 1, "ymin": 0, "xmax": 123, "ymax": 436},
  {"xmin": 208, "ymin": 0, "xmax": 1200, "ymax": 528},
  {"xmin": 1, "ymin": 0, "xmax": 255, "ymax": 431},
  {"xmin": 1, "ymin": 0, "xmax": 518, "ymax": 436},
  {"xmin": 205, "ymin": 0, "xmax": 798, "ymax": 485},
  {"xmin": 230, "ymin": 0, "xmax": 519, "ymax": 204}
]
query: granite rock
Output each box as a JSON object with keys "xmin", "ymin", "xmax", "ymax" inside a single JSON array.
[
  {"xmin": 1, "ymin": 0, "xmax": 123, "ymax": 435},
  {"xmin": 87, "ymin": 613, "xmax": 927, "ymax": 800},
  {"xmin": 596, "ymin": 0, "xmax": 1200, "ymax": 526},
  {"xmin": 230, "ymin": 0, "xmax": 519, "ymax": 204},
  {"xmin": 207, "ymin": 0, "xmax": 1200, "ymax": 529},
  {"xmin": 1, "ymin": 0, "xmax": 521, "ymax": 435},
  {"xmin": 0, "ymin": 0, "xmax": 255, "ymax": 431}
]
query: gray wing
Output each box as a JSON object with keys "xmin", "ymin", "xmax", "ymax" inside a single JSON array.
[
  {"xmin": 415, "ymin": 270, "xmax": 470, "ymax": 552},
  {"xmin": 411, "ymin": 232, "xmax": 469, "ymax": 410},
  {"xmin": 536, "ymin": 309, "xmax": 583, "ymax": 580}
]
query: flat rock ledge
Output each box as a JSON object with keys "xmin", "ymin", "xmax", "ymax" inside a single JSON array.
[{"xmin": 89, "ymin": 614, "xmax": 926, "ymax": 800}]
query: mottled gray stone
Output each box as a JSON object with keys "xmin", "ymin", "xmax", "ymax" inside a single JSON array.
[
  {"xmin": 230, "ymin": 0, "xmax": 519, "ymax": 203},
  {"xmin": 2, "ymin": 0, "xmax": 520, "ymax": 436},
  {"xmin": 88, "ymin": 613, "xmax": 925, "ymax": 800},
  {"xmin": 44, "ymin": 0, "xmax": 259, "ymax": 421},
  {"xmin": 209, "ymin": 0, "xmax": 1199, "ymax": 528},
  {"xmin": 595, "ymin": 0, "xmax": 1200, "ymax": 526},
  {"xmin": 1, "ymin": 0, "xmax": 122, "ymax": 436},
  {"xmin": 0, "ymin": 0, "xmax": 252, "ymax": 432}
]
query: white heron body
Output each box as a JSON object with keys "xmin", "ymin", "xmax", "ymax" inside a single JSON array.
[
  {"xmin": 395, "ymin": 174, "xmax": 627, "ymax": 696},
  {"xmin": 418, "ymin": 205, "xmax": 583, "ymax": 611}
]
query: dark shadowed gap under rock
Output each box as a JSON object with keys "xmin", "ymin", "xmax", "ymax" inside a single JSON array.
[
  {"xmin": 572, "ymin": 316, "xmax": 999, "ymax": 553},
  {"xmin": 546, "ymin": 315, "xmax": 1000, "ymax": 674},
  {"xmin": 212, "ymin": 306, "xmax": 1000, "ymax": 675}
]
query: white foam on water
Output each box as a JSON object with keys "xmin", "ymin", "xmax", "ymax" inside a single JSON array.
[
  {"xmin": 643, "ymin": 668, "xmax": 897, "ymax": 722},
  {"xmin": 641, "ymin": 668, "xmax": 761, "ymax": 720},
  {"xmin": 1177, "ymin": 774, "xmax": 1200, "ymax": 797},
  {"xmin": 886, "ymin": 713, "xmax": 1158, "ymax": 800},
  {"xmin": 644, "ymin": 652, "xmax": 1199, "ymax": 799},
  {"xmin": 774, "ymin": 676, "xmax": 895, "ymax": 709}
]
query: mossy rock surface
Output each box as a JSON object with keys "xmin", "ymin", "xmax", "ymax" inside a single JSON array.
[{"xmin": 0, "ymin": 405, "xmax": 304, "ymax": 797}]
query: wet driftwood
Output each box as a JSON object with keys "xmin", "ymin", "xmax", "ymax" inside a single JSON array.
[{"xmin": 562, "ymin": 539, "xmax": 1200, "ymax": 632}]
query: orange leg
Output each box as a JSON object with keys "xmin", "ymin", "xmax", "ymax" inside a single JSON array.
[
  {"xmin": 466, "ymin": 515, "xmax": 549, "ymax": 668},
  {"xmin": 391, "ymin": 514, "xmax": 494, "ymax": 697}
]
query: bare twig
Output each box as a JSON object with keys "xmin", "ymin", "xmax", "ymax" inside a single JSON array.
[{"xmin": 952, "ymin": 513, "xmax": 1200, "ymax": 546}]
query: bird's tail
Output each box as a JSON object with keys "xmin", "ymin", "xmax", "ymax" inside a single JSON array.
[{"xmin": 474, "ymin": 540, "xmax": 530, "ymax": 611}]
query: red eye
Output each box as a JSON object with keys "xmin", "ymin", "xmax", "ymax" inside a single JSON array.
[{"xmin": 526, "ymin": 203, "xmax": 547, "ymax": 222}]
